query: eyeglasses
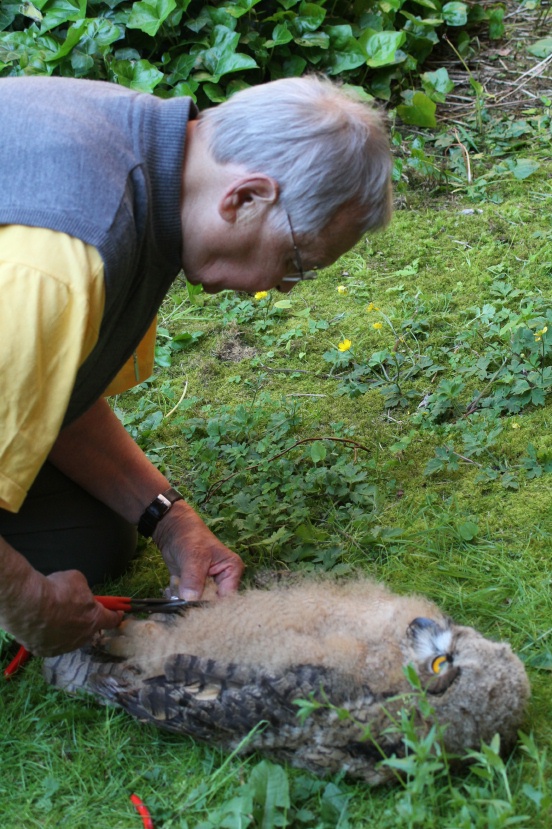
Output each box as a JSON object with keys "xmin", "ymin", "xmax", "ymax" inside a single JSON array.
[{"xmin": 281, "ymin": 210, "xmax": 318, "ymax": 284}]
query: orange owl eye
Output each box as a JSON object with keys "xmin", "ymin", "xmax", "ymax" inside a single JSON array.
[{"xmin": 431, "ymin": 655, "xmax": 448, "ymax": 674}]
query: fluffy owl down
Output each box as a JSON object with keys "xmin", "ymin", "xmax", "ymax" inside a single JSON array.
[{"xmin": 43, "ymin": 577, "xmax": 530, "ymax": 785}]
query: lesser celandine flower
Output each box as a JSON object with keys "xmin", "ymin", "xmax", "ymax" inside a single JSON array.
[
  {"xmin": 366, "ymin": 302, "xmax": 379, "ymax": 312},
  {"xmin": 338, "ymin": 339, "xmax": 352, "ymax": 352},
  {"xmin": 511, "ymin": 422, "xmax": 521, "ymax": 429},
  {"xmin": 372, "ymin": 322, "xmax": 383, "ymax": 330},
  {"xmin": 254, "ymin": 291, "xmax": 268, "ymax": 300},
  {"xmin": 337, "ymin": 285, "xmax": 348, "ymax": 295}
]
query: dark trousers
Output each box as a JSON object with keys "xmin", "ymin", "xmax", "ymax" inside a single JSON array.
[{"xmin": 0, "ymin": 462, "xmax": 138, "ymax": 587}]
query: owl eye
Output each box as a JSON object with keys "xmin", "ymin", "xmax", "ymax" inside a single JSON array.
[{"xmin": 431, "ymin": 655, "xmax": 448, "ymax": 674}]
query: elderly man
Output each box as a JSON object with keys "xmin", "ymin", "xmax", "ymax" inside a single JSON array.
[{"xmin": 0, "ymin": 74, "xmax": 392, "ymax": 656}]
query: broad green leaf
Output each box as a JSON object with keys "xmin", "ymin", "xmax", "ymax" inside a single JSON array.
[
  {"xmin": 167, "ymin": 52, "xmax": 196, "ymax": 82},
  {"xmin": 202, "ymin": 81, "xmax": 226, "ymax": 102},
  {"xmin": 249, "ymin": 760, "xmax": 291, "ymax": 827},
  {"xmin": 510, "ymin": 158, "xmax": 541, "ymax": 179},
  {"xmin": 379, "ymin": 0, "xmax": 403, "ymax": 11},
  {"xmin": 282, "ymin": 54, "xmax": 307, "ymax": 76},
  {"xmin": 442, "ymin": 1, "xmax": 467, "ymax": 25},
  {"xmin": 410, "ymin": 0, "xmax": 438, "ymax": 8},
  {"xmin": 360, "ymin": 30, "xmax": 406, "ymax": 67},
  {"xmin": 219, "ymin": 0, "xmax": 263, "ymax": 18},
  {"xmin": 110, "ymin": 58, "xmax": 164, "ymax": 92},
  {"xmin": 273, "ymin": 300, "xmax": 293, "ymax": 309},
  {"xmin": 421, "ymin": 66, "xmax": 454, "ymax": 102},
  {"xmin": 295, "ymin": 2, "xmax": 326, "ymax": 33},
  {"xmin": 154, "ymin": 344, "xmax": 172, "ymax": 367},
  {"xmin": 310, "ymin": 443, "xmax": 327, "ymax": 463},
  {"xmin": 294, "ymin": 31, "xmax": 330, "ymax": 48},
  {"xmin": 44, "ymin": 19, "xmax": 86, "ymax": 60},
  {"xmin": 19, "ymin": 2, "xmax": 43, "ymax": 22},
  {"xmin": 0, "ymin": 3, "xmax": 19, "ymax": 32},
  {"xmin": 264, "ymin": 23, "xmax": 293, "ymax": 47},
  {"xmin": 396, "ymin": 90, "xmax": 436, "ymax": 126},
  {"xmin": 401, "ymin": 11, "xmax": 443, "ymax": 27},
  {"xmin": 127, "ymin": 0, "xmax": 177, "ymax": 37},
  {"xmin": 186, "ymin": 279, "xmax": 204, "ymax": 305},
  {"xmin": 457, "ymin": 520, "xmax": 478, "ymax": 540},
  {"xmin": 40, "ymin": 0, "xmax": 86, "ymax": 33},
  {"xmin": 70, "ymin": 49, "xmax": 94, "ymax": 74},
  {"xmin": 488, "ymin": 6, "xmax": 504, "ymax": 39},
  {"xmin": 201, "ymin": 25, "xmax": 257, "ymax": 78},
  {"xmin": 325, "ymin": 24, "xmax": 365, "ymax": 75},
  {"xmin": 527, "ymin": 37, "xmax": 552, "ymax": 58}
]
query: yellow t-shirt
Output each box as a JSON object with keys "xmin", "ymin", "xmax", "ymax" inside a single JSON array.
[{"xmin": 0, "ymin": 225, "xmax": 156, "ymax": 513}]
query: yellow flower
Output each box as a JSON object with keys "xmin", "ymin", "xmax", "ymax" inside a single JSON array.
[
  {"xmin": 511, "ymin": 422, "xmax": 520, "ymax": 429},
  {"xmin": 337, "ymin": 285, "xmax": 348, "ymax": 295},
  {"xmin": 534, "ymin": 325, "xmax": 548, "ymax": 341},
  {"xmin": 254, "ymin": 291, "xmax": 268, "ymax": 300},
  {"xmin": 372, "ymin": 322, "xmax": 383, "ymax": 330},
  {"xmin": 338, "ymin": 339, "xmax": 352, "ymax": 352},
  {"xmin": 366, "ymin": 302, "xmax": 380, "ymax": 312}
]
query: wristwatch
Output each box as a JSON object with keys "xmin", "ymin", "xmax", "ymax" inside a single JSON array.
[{"xmin": 137, "ymin": 486, "xmax": 183, "ymax": 537}]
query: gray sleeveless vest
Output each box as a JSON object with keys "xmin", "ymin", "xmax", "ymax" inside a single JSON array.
[{"xmin": 0, "ymin": 76, "xmax": 196, "ymax": 425}]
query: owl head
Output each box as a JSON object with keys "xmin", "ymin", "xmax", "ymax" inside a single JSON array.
[{"xmin": 402, "ymin": 616, "xmax": 530, "ymax": 753}]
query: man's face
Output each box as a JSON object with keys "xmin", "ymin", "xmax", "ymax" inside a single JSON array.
[{"xmin": 183, "ymin": 206, "xmax": 363, "ymax": 296}]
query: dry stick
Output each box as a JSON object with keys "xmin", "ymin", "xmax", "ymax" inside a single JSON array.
[
  {"xmin": 496, "ymin": 53, "xmax": 552, "ymax": 101},
  {"xmin": 201, "ymin": 436, "xmax": 372, "ymax": 504},
  {"xmin": 164, "ymin": 379, "xmax": 189, "ymax": 419},
  {"xmin": 452, "ymin": 128, "xmax": 472, "ymax": 184}
]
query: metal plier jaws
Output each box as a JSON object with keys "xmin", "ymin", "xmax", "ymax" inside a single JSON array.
[
  {"xmin": 4, "ymin": 595, "xmax": 205, "ymax": 677},
  {"xmin": 94, "ymin": 596, "xmax": 204, "ymax": 613}
]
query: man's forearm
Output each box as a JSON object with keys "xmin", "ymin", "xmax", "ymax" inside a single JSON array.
[
  {"xmin": 0, "ymin": 534, "xmax": 43, "ymax": 632},
  {"xmin": 48, "ymin": 397, "xmax": 170, "ymax": 524}
]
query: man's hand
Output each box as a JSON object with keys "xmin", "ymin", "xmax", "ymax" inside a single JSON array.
[
  {"xmin": 0, "ymin": 561, "xmax": 122, "ymax": 657},
  {"xmin": 152, "ymin": 500, "xmax": 244, "ymax": 601}
]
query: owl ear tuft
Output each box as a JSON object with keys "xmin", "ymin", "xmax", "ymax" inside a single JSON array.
[{"xmin": 407, "ymin": 617, "xmax": 441, "ymax": 639}]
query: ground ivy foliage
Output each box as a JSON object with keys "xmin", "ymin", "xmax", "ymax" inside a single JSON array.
[{"xmin": 1, "ymin": 0, "xmax": 500, "ymax": 117}]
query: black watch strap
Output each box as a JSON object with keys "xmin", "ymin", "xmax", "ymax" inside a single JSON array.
[{"xmin": 137, "ymin": 487, "xmax": 183, "ymax": 537}]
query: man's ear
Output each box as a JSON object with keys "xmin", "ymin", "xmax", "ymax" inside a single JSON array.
[{"xmin": 219, "ymin": 175, "xmax": 279, "ymax": 223}]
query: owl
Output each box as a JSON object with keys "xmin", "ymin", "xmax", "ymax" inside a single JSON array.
[{"xmin": 43, "ymin": 577, "xmax": 530, "ymax": 785}]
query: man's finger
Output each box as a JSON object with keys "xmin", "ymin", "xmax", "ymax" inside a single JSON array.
[{"xmin": 97, "ymin": 606, "xmax": 124, "ymax": 629}]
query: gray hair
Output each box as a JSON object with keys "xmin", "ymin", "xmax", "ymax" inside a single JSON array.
[{"xmin": 197, "ymin": 75, "xmax": 392, "ymax": 238}]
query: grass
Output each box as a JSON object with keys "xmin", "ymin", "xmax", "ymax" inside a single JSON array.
[{"xmin": 1, "ymin": 108, "xmax": 551, "ymax": 826}]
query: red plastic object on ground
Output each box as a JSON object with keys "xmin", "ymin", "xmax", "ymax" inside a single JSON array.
[{"xmin": 130, "ymin": 793, "xmax": 155, "ymax": 829}]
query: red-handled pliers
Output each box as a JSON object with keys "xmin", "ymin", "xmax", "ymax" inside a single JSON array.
[{"xmin": 4, "ymin": 595, "xmax": 200, "ymax": 678}]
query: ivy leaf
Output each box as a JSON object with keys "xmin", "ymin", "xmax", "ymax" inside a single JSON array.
[
  {"xmin": 264, "ymin": 23, "xmax": 293, "ymax": 47},
  {"xmin": 40, "ymin": 0, "xmax": 86, "ymax": 33},
  {"xmin": 293, "ymin": 2, "xmax": 326, "ymax": 34},
  {"xmin": 360, "ymin": 30, "xmax": 406, "ymax": 68},
  {"xmin": 110, "ymin": 58, "xmax": 164, "ymax": 92},
  {"xmin": 127, "ymin": 0, "xmax": 177, "ymax": 38},
  {"xmin": 442, "ymin": 1, "xmax": 468, "ymax": 26},
  {"xmin": 221, "ymin": 0, "xmax": 263, "ymax": 19},
  {"xmin": 325, "ymin": 24, "xmax": 366, "ymax": 75},
  {"xmin": 397, "ymin": 90, "xmax": 436, "ymax": 126},
  {"xmin": 421, "ymin": 66, "xmax": 454, "ymax": 102},
  {"xmin": 201, "ymin": 25, "xmax": 257, "ymax": 78}
]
